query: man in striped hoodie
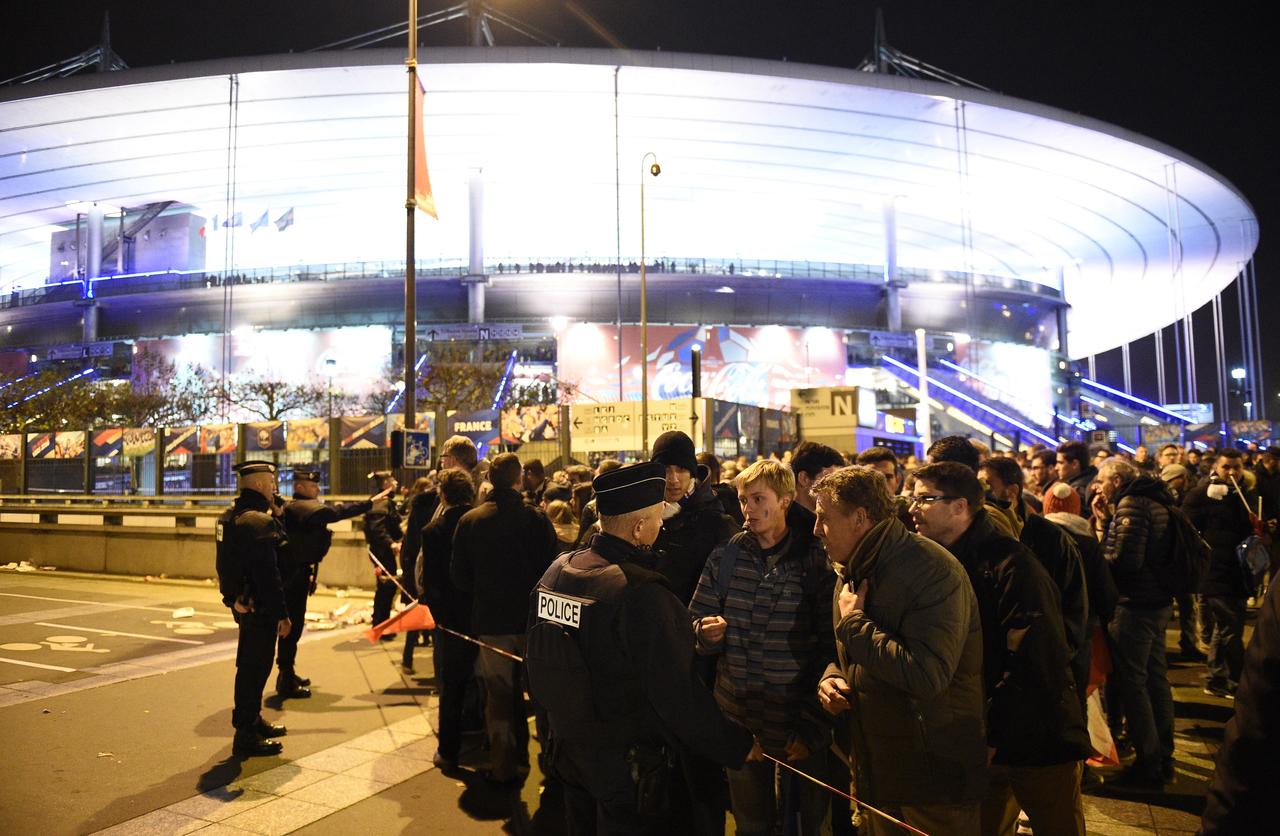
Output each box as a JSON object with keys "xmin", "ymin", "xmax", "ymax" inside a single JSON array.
[{"xmin": 690, "ymin": 459, "xmax": 836, "ymax": 835}]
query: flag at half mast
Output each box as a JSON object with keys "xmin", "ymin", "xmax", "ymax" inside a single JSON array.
[{"xmin": 413, "ymin": 71, "xmax": 438, "ymax": 219}]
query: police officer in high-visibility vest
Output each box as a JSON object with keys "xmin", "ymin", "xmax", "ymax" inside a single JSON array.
[
  {"xmin": 276, "ymin": 468, "xmax": 392, "ymax": 698},
  {"xmin": 526, "ymin": 461, "xmax": 754, "ymax": 834},
  {"xmin": 215, "ymin": 460, "xmax": 291, "ymax": 757}
]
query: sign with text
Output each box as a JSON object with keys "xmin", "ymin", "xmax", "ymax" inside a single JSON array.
[
  {"xmin": 570, "ymin": 399, "xmax": 706, "ymax": 452},
  {"xmin": 424, "ymin": 323, "xmax": 523, "ymax": 342},
  {"xmin": 447, "ymin": 409, "xmax": 501, "ymax": 453},
  {"xmin": 791, "ymin": 387, "xmax": 863, "ymax": 433}
]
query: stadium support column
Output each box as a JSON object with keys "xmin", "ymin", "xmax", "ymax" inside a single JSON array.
[
  {"xmin": 915, "ymin": 327, "xmax": 932, "ymax": 451},
  {"xmin": 80, "ymin": 203, "xmax": 103, "ymax": 341},
  {"xmin": 464, "ymin": 170, "xmax": 488, "ymax": 323},
  {"xmin": 883, "ymin": 199, "xmax": 903, "ymax": 332}
]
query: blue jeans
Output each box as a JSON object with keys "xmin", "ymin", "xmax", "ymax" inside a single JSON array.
[
  {"xmin": 1107, "ymin": 605, "xmax": 1174, "ymax": 770},
  {"xmin": 1202, "ymin": 596, "xmax": 1246, "ymax": 689}
]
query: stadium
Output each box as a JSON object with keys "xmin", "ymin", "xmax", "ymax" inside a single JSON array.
[{"xmin": 0, "ymin": 45, "xmax": 1263, "ymax": 487}]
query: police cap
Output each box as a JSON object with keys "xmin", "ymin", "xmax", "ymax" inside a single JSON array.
[
  {"xmin": 234, "ymin": 460, "xmax": 277, "ymax": 477},
  {"xmin": 593, "ymin": 461, "xmax": 665, "ymax": 516},
  {"xmin": 292, "ymin": 468, "xmax": 321, "ymax": 483}
]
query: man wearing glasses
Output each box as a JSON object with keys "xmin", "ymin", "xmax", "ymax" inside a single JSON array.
[{"xmin": 911, "ymin": 462, "xmax": 1089, "ymax": 836}]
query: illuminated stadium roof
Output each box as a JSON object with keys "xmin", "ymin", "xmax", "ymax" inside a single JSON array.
[{"xmin": 0, "ymin": 47, "xmax": 1257, "ymax": 358}]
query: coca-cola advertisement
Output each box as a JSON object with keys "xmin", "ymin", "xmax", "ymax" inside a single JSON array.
[{"xmin": 556, "ymin": 323, "xmax": 846, "ymax": 410}]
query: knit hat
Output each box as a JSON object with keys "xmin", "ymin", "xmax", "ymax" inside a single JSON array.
[
  {"xmin": 650, "ymin": 430, "xmax": 698, "ymax": 476},
  {"xmin": 1160, "ymin": 463, "xmax": 1188, "ymax": 483},
  {"xmin": 1042, "ymin": 481, "xmax": 1081, "ymax": 516}
]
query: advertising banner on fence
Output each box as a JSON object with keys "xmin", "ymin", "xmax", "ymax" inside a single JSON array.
[
  {"xmin": 1141, "ymin": 423, "xmax": 1183, "ymax": 447},
  {"xmin": 0, "ymin": 434, "xmax": 23, "ymax": 460},
  {"xmin": 501, "ymin": 405, "xmax": 559, "ymax": 445},
  {"xmin": 1229, "ymin": 420, "xmax": 1273, "ymax": 444},
  {"xmin": 245, "ymin": 421, "xmax": 285, "ymax": 452},
  {"xmin": 1185, "ymin": 423, "xmax": 1221, "ymax": 448},
  {"xmin": 123, "ymin": 428, "xmax": 155, "ymax": 457},
  {"xmin": 200, "ymin": 423, "xmax": 237, "ymax": 454},
  {"xmin": 339, "ymin": 416, "xmax": 385, "ymax": 449},
  {"xmin": 448, "ymin": 409, "xmax": 501, "ymax": 453},
  {"xmin": 28, "ymin": 431, "xmax": 86, "ymax": 459},
  {"xmin": 286, "ymin": 418, "xmax": 328, "ymax": 451},
  {"xmin": 92, "ymin": 428, "xmax": 123, "ymax": 459},
  {"xmin": 165, "ymin": 426, "xmax": 200, "ymax": 456}
]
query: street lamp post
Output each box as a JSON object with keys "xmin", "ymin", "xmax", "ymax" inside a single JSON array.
[
  {"xmin": 325, "ymin": 357, "xmax": 337, "ymax": 418},
  {"xmin": 640, "ymin": 152, "xmax": 660, "ymax": 458}
]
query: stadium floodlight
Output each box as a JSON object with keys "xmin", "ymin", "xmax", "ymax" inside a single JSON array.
[{"xmin": 1230, "ymin": 367, "xmax": 1247, "ymax": 380}]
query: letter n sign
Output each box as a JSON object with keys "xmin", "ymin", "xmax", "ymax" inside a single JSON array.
[{"xmin": 832, "ymin": 393, "xmax": 855, "ymax": 416}]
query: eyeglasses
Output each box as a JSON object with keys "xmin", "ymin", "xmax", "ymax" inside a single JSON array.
[{"xmin": 908, "ymin": 495, "xmax": 960, "ymax": 508}]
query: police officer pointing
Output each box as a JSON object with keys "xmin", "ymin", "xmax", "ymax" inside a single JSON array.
[
  {"xmin": 526, "ymin": 461, "xmax": 754, "ymax": 834},
  {"xmin": 215, "ymin": 460, "xmax": 291, "ymax": 757},
  {"xmin": 276, "ymin": 468, "xmax": 393, "ymax": 699}
]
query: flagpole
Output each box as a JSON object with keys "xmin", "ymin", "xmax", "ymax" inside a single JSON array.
[{"xmin": 403, "ymin": 0, "xmax": 418, "ymax": 435}]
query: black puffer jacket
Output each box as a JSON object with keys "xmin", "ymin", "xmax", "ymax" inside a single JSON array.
[
  {"xmin": 1101, "ymin": 476, "xmax": 1175, "ymax": 608},
  {"xmin": 946, "ymin": 510, "xmax": 1090, "ymax": 767},
  {"xmin": 652, "ymin": 478, "xmax": 738, "ymax": 605},
  {"xmin": 1019, "ymin": 509, "xmax": 1089, "ymax": 659},
  {"xmin": 1184, "ymin": 479, "xmax": 1256, "ymax": 600}
]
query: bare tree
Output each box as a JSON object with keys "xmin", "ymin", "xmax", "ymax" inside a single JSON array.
[{"xmin": 228, "ymin": 374, "xmax": 327, "ymax": 421}]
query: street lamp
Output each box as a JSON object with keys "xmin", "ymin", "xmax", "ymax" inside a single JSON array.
[
  {"xmin": 640, "ymin": 151, "xmax": 660, "ymax": 458},
  {"xmin": 325, "ymin": 357, "xmax": 337, "ymax": 418},
  {"xmin": 1231, "ymin": 367, "xmax": 1247, "ymax": 381}
]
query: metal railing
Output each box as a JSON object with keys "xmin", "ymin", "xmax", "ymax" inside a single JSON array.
[{"xmin": 1, "ymin": 257, "xmax": 1064, "ymax": 310}]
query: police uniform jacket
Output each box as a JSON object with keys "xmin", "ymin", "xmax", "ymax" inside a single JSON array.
[
  {"xmin": 281, "ymin": 496, "xmax": 373, "ymax": 583},
  {"xmin": 216, "ymin": 490, "xmax": 287, "ymax": 618},
  {"xmin": 362, "ymin": 495, "xmax": 403, "ymax": 562},
  {"xmin": 526, "ymin": 533, "xmax": 753, "ymax": 799}
]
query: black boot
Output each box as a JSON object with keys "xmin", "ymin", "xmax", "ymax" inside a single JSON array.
[
  {"xmin": 233, "ymin": 730, "xmax": 283, "ymax": 757},
  {"xmin": 255, "ymin": 716, "xmax": 287, "ymax": 738},
  {"xmin": 276, "ymin": 669, "xmax": 312, "ymax": 699},
  {"xmin": 293, "ymin": 671, "xmax": 312, "ymax": 687}
]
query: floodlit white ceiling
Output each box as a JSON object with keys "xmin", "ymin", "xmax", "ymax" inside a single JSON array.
[{"xmin": 0, "ymin": 47, "xmax": 1257, "ymax": 358}]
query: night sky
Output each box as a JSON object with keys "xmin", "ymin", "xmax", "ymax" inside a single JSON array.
[{"xmin": 3, "ymin": 1, "xmax": 1273, "ymax": 423}]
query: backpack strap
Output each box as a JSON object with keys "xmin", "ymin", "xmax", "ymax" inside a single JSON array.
[{"xmin": 716, "ymin": 540, "xmax": 741, "ymax": 607}]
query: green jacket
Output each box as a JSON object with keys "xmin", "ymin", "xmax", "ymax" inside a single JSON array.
[{"xmin": 823, "ymin": 516, "xmax": 988, "ymax": 806}]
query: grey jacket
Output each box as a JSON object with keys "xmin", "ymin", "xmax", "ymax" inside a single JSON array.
[{"xmin": 822, "ymin": 516, "xmax": 988, "ymax": 806}]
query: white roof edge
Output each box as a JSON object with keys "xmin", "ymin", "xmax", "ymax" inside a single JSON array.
[{"xmin": 0, "ymin": 47, "xmax": 1254, "ymax": 219}]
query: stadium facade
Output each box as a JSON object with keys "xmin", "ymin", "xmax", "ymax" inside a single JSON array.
[{"xmin": 0, "ymin": 47, "xmax": 1261, "ymax": 451}]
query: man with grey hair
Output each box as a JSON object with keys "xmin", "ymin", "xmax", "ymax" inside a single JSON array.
[
  {"xmin": 814, "ymin": 466, "xmax": 987, "ymax": 834},
  {"xmin": 1093, "ymin": 456, "xmax": 1178, "ymax": 789}
]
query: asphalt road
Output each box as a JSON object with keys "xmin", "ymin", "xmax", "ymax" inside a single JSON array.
[{"xmin": 0, "ymin": 569, "xmax": 554, "ymax": 835}]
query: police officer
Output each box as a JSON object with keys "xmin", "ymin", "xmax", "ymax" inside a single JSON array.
[
  {"xmin": 215, "ymin": 460, "xmax": 291, "ymax": 757},
  {"xmin": 525, "ymin": 461, "xmax": 754, "ymax": 834},
  {"xmin": 277, "ymin": 468, "xmax": 393, "ymax": 698},
  {"xmin": 363, "ymin": 470, "xmax": 403, "ymax": 632}
]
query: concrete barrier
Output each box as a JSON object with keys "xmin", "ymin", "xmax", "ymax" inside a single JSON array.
[{"xmin": 0, "ymin": 521, "xmax": 376, "ymax": 590}]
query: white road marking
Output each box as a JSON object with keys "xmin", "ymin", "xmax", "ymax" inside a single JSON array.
[
  {"xmin": 0, "ymin": 656, "xmax": 77, "ymax": 673},
  {"xmin": 35, "ymin": 622, "xmax": 204, "ymax": 646},
  {"xmin": 0, "ymin": 592, "xmax": 222, "ymax": 617}
]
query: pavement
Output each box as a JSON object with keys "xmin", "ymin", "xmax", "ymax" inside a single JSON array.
[{"xmin": 0, "ymin": 568, "xmax": 1241, "ymax": 835}]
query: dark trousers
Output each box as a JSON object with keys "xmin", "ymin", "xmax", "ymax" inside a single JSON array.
[
  {"xmin": 1203, "ymin": 595, "xmax": 1246, "ymax": 689},
  {"xmin": 1107, "ymin": 605, "xmax": 1174, "ymax": 771},
  {"xmin": 434, "ymin": 626, "xmax": 480, "ymax": 761},
  {"xmin": 276, "ymin": 572, "xmax": 309, "ymax": 672},
  {"xmin": 371, "ymin": 549, "xmax": 398, "ymax": 624},
  {"xmin": 232, "ymin": 612, "xmax": 277, "ymax": 730},
  {"xmin": 1174, "ymin": 594, "xmax": 1199, "ymax": 651},
  {"xmin": 563, "ymin": 780, "xmax": 667, "ymax": 836}
]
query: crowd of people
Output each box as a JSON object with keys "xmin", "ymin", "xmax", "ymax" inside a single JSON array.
[{"xmin": 218, "ymin": 433, "xmax": 1280, "ymax": 835}]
